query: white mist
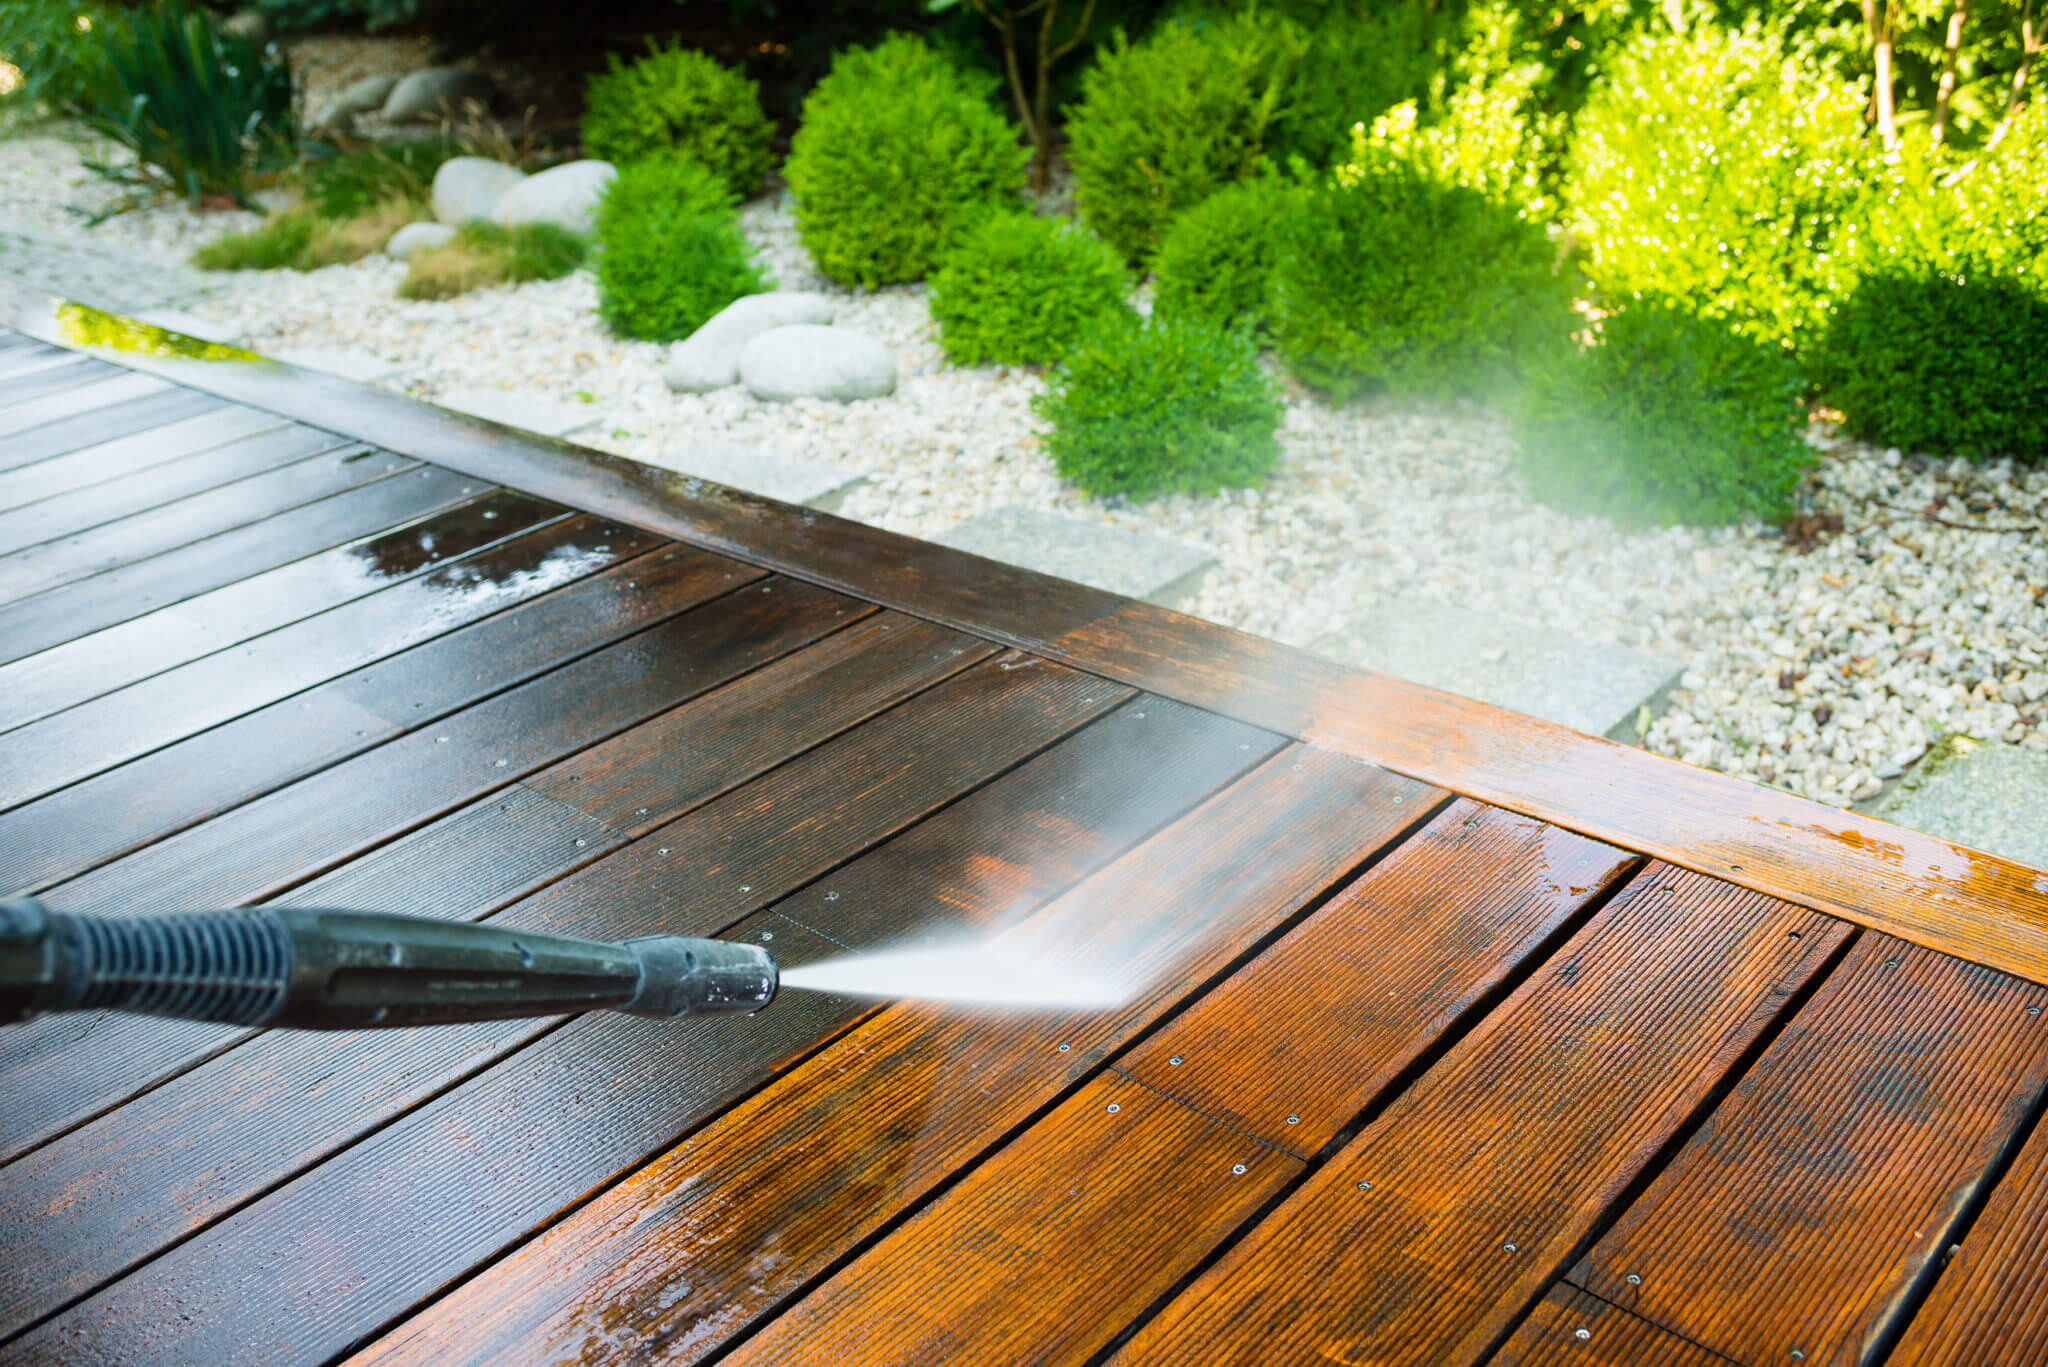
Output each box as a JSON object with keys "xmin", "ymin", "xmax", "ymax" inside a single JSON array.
[{"xmin": 779, "ymin": 944, "xmax": 1126, "ymax": 1010}]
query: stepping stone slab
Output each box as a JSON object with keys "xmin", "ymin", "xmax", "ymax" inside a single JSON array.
[
  {"xmin": 637, "ymin": 439, "xmax": 866, "ymax": 513},
  {"xmin": 739, "ymin": 324, "xmax": 896, "ymax": 403},
  {"xmin": 382, "ymin": 66, "xmax": 495, "ymax": 123},
  {"xmin": 1865, "ymin": 739, "xmax": 2048, "ymax": 871},
  {"xmin": 437, "ymin": 388, "xmax": 601, "ymax": 439},
  {"xmin": 274, "ymin": 348, "xmax": 406, "ymax": 384},
  {"xmin": 431, "ymin": 158, "xmax": 524, "ymax": 226},
  {"xmin": 1312, "ymin": 602, "xmax": 1682, "ymax": 743},
  {"xmin": 385, "ymin": 221, "xmax": 456, "ymax": 260},
  {"xmin": 935, "ymin": 507, "xmax": 1216, "ymax": 610},
  {"xmin": 493, "ymin": 160, "xmax": 615, "ymax": 238},
  {"xmin": 663, "ymin": 292, "xmax": 836, "ymax": 394}
]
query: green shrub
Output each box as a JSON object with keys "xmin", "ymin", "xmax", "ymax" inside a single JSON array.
[
  {"xmin": 399, "ymin": 221, "xmax": 587, "ymax": 300},
  {"xmin": 594, "ymin": 154, "xmax": 770, "ymax": 342},
  {"xmin": 1269, "ymin": 157, "xmax": 1571, "ymax": 401},
  {"xmin": 0, "ymin": 0, "xmax": 117, "ymax": 120},
  {"xmin": 580, "ymin": 41, "xmax": 775, "ymax": 200},
  {"xmin": 75, "ymin": 0, "xmax": 295, "ymax": 211},
  {"xmin": 1810, "ymin": 268, "xmax": 2048, "ymax": 462},
  {"xmin": 1265, "ymin": 7, "xmax": 1434, "ymax": 172},
  {"xmin": 1150, "ymin": 175, "xmax": 1299, "ymax": 339},
  {"xmin": 929, "ymin": 214, "xmax": 1131, "ymax": 367},
  {"xmin": 1065, "ymin": 13, "xmax": 1300, "ymax": 264},
  {"xmin": 1033, "ymin": 310, "xmax": 1284, "ymax": 501},
  {"xmin": 1513, "ymin": 297, "xmax": 1813, "ymax": 528},
  {"xmin": 1564, "ymin": 26, "xmax": 1876, "ymax": 349},
  {"xmin": 300, "ymin": 140, "xmax": 460, "ymax": 220},
  {"xmin": 783, "ymin": 34, "xmax": 1026, "ymax": 289}
]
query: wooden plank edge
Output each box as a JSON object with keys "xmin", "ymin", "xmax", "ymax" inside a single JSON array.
[{"xmin": 21, "ymin": 295, "xmax": 2048, "ymax": 986}]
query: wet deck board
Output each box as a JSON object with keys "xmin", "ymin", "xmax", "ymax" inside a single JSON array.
[{"xmin": 6, "ymin": 314, "xmax": 2048, "ymax": 1367}]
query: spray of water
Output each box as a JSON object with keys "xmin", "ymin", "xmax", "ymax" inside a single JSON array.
[{"xmin": 779, "ymin": 943, "xmax": 1127, "ymax": 1010}]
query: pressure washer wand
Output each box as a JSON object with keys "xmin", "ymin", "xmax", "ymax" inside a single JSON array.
[{"xmin": 0, "ymin": 898, "xmax": 777, "ymax": 1030}]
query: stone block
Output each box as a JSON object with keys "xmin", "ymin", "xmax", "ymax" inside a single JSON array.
[
  {"xmin": 935, "ymin": 508, "xmax": 1215, "ymax": 610},
  {"xmin": 1864, "ymin": 738, "xmax": 2048, "ymax": 871},
  {"xmin": 1313, "ymin": 602, "xmax": 1683, "ymax": 742},
  {"xmin": 436, "ymin": 387, "xmax": 602, "ymax": 439},
  {"xmin": 274, "ymin": 348, "xmax": 407, "ymax": 384},
  {"xmin": 636, "ymin": 439, "xmax": 866, "ymax": 513}
]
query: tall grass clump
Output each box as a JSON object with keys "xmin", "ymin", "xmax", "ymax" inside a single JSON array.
[{"xmin": 399, "ymin": 221, "xmax": 586, "ymax": 300}]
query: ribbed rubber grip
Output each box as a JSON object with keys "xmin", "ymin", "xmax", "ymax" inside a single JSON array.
[{"xmin": 70, "ymin": 911, "xmax": 291, "ymax": 1026}]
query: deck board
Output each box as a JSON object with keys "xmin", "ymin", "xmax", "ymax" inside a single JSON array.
[
  {"xmin": 1571, "ymin": 935, "xmax": 2048, "ymax": 1365},
  {"xmin": 7, "ymin": 312, "xmax": 2048, "ymax": 1367}
]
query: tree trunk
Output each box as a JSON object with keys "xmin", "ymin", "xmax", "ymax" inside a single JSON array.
[
  {"xmin": 1990, "ymin": 0, "xmax": 2038, "ymax": 148},
  {"xmin": 1933, "ymin": 0, "xmax": 1967, "ymax": 145},
  {"xmin": 1862, "ymin": 0, "xmax": 1899, "ymax": 148}
]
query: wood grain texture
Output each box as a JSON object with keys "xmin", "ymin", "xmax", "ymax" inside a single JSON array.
[
  {"xmin": 0, "ymin": 403, "xmax": 282, "ymax": 510},
  {"xmin": 0, "ymin": 514, "xmax": 658, "ymax": 807},
  {"xmin": 1111, "ymin": 866, "xmax": 1851, "ymax": 1367},
  {"xmin": 1051, "ymin": 603, "xmax": 2048, "ymax": 988},
  {"xmin": 0, "ymin": 343, "xmax": 74, "ymax": 380},
  {"xmin": 1571, "ymin": 934, "xmax": 2048, "ymax": 1366},
  {"xmin": 10, "ymin": 659, "xmax": 1128, "ymax": 1366},
  {"xmin": 0, "ymin": 354, "xmax": 120, "ymax": 407},
  {"xmin": 0, "ymin": 478, "xmax": 534, "ymax": 741},
  {"xmin": 0, "ymin": 386, "xmax": 224, "ymax": 473},
  {"xmin": 0, "ymin": 546, "xmax": 756, "ymax": 896},
  {"xmin": 731, "ymin": 1073, "xmax": 1302, "ymax": 1367},
  {"xmin": 351, "ymin": 746, "xmax": 1429, "ymax": 1367},
  {"xmin": 1492, "ymin": 1287, "xmax": 1737, "ymax": 1367},
  {"xmin": 529, "ymin": 612, "xmax": 998, "ymax": 833},
  {"xmin": 0, "ymin": 370, "xmax": 169, "ymax": 438},
  {"xmin": 1119, "ymin": 800, "xmax": 1638, "ymax": 1155},
  {"xmin": 1888, "ymin": 1096, "xmax": 2048, "ymax": 1365},
  {"xmin": 0, "ymin": 579, "xmax": 865, "ymax": 1161},
  {"xmin": 0, "ymin": 431, "xmax": 371, "ymax": 587}
]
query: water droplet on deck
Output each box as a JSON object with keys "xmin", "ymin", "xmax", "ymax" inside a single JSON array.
[
  {"xmin": 493, "ymin": 759, "xmax": 507, "ymax": 767},
  {"xmin": 825, "ymin": 891, "xmax": 839, "ymax": 901}
]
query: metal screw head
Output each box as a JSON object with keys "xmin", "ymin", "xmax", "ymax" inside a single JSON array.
[
  {"xmin": 1168, "ymin": 1056, "xmax": 1183, "ymax": 1066},
  {"xmin": 1106, "ymin": 1103, "xmax": 1120, "ymax": 1114},
  {"xmin": 637, "ymin": 807, "xmax": 648, "ymax": 816},
  {"xmin": 1057, "ymin": 1043, "xmax": 1071, "ymax": 1053},
  {"xmin": 1574, "ymin": 1329, "xmax": 1590, "ymax": 1342},
  {"xmin": 1790, "ymin": 1352, "xmax": 1805, "ymax": 1362},
  {"xmin": 2030, "ymin": 1005, "xmax": 2043, "ymax": 1017},
  {"xmin": 574, "ymin": 838, "xmax": 587, "ymax": 848},
  {"xmin": 1502, "ymin": 1243, "xmax": 1517, "ymax": 1253},
  {"xmin": 493, "ymin": 758, "xmax": 507, "ymax": 767},
  {"xmin": 658, "ymin": 848, "xmax": 669, "ymax": 855},
  {"xmin": 825, "ymin": 891, "xmax": 839, "ymax": 901},
  {"xmin": 1232, "ymin": 1163, "xmax": 1247, "ymax": 1175},
  {"xmin": 1357, "ymin": 1181, "xmax": 1372, "ymax": 1191},
  {"xmin": 761, "ymin": 931, "xmax": 773, "ymax": 941},
  {"xmin": 1884, "ymin": 959, "xmax": 1899, "ymax": 970},
  {"xmin": 1625, "ymin": 1274, "xmax": 1642, "ymax": 1286}
]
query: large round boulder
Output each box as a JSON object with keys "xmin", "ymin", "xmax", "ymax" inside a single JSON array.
[
  {"xmin": 662, "ymin": 292, "xmax": 837, "ymax": 394},
  {"xmin": 382, "ymin": 67, "xmax": 496, "ymax": 123},
  {"xmin": 431, "ymin": 157, "xmax": 525, "ymax": 225},
  {"xmin": 333, "ymin": 74, "xmax": 399, "ymax": 115},
  {"xmin": 385, "ymin": 221, "xmax": 457, "ymax": 260},
  {"xmin": 492, "ymin": 160, "xmax": 616, "ymax": 238},
  {"xmin": 739, "ymin": 325, "xmax": 898, "ymax": 403}
]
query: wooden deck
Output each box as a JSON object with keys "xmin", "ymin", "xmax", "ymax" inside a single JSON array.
[{"xmin": 4, "ymin": 300, "xmax": 2048, "ymax": 1367}]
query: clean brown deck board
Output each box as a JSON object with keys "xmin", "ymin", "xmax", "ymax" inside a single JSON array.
[
  {"xmin": 349, "ymin": 745, "xmax": 1424, "ymax": 1367},
  {"xmin": 1571, "ymin": 935, "xmax": 2048, "ymax": 1365},
  {"xmin": 10, "ymin": 310, "xmax": 2048, "ymax": 1367},
  {"xmin": 1111, "ymin": 869, "xmax": 1848, "ymax": 1367}
]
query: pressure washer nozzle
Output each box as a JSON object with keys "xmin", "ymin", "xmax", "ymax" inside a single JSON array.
[{"xmin": 0, "ymin": 899, "xmax": 780, "ymax": 1031}]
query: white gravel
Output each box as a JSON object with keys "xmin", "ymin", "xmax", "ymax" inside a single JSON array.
[{"xmin": 6, "ymin": 128, "xmax": 2044, "ymax": 811}]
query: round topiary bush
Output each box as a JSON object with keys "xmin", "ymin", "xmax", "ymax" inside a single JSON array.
[
  {"xmin": 782, "ymin": 34, "xmax": 1027, "ymax": 289},
  {"xmin": 1810, "ymin": 267, "xmax": 2048, "ymax": 462},
  {"xmin": 928, "ymin": 214, "xmax": 1131, "ymax": 367},
  {"xmin": 1032, "ymin": 310, "xmax": 1284, "ymax": 501},
  {"xmin": 1512, "ymin": 296, "xmax": 1814, "ymax": 528},
  {"xmin": 580, "ymin": 41, "xmax": 775, "ymax": 200},
  {"xmin": 1150, "ymin": 174, "xmax": 1301, "ymax": 339},
  {"xmin": 1564, "ymin": 27, "xmax": 1876, "ymax": 349},
  {"xmin": 594, "ymin": 154, "xmax": 771, "ymax": 342},
  {"xmin": 1269, "ymin": 155, "xmax": 1572, "ymax": 400},
  {"xmin": 1064, "ymin": 12, "xmax": 1302, "ymax": 264}
]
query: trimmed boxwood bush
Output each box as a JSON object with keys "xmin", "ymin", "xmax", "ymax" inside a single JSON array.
[
  {"xmin": 1564, "ymin": 27, "xmax": 1876, "ymax": 348},
  {"xmin": 1032, "ymin": 310, "xmax": 1283, "ymax": 501},
  {"xmin": 929, "ymin": 214, "xmax": 1130, "ymax": 367},
  {"xmin": 1810, "ymin": 268, "xmax": 2048, "ymax": 462},
  {"xmin": 594, "ymin": 154, "xmax": 769, "ymax": 342},
  {"xmin": 1269, "ymin": 155, "xmax": 1571, "ymax": 400},
  {"xmin": 580, "ymin": 41, "xmax": 774, "ymax": 200},
  {"xmin": 1064, "ymin": 12, "xmax": 1301, "ymax": 264},
  {"xmin": 783, "ymin": 34, "xmax": 1026, "ymax": 289},
  {"xmin": 1513, "ymin": 297, "xmax": 1814, "ymax": 528},
  {"xmin": 1150, "ymin": 175, "xmax": 1300, "ymax": 340}
]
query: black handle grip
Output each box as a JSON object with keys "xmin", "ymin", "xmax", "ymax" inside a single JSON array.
[{"xmin": 0, "ymin": 899, "xmax": 776, "ymax": 1029}]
